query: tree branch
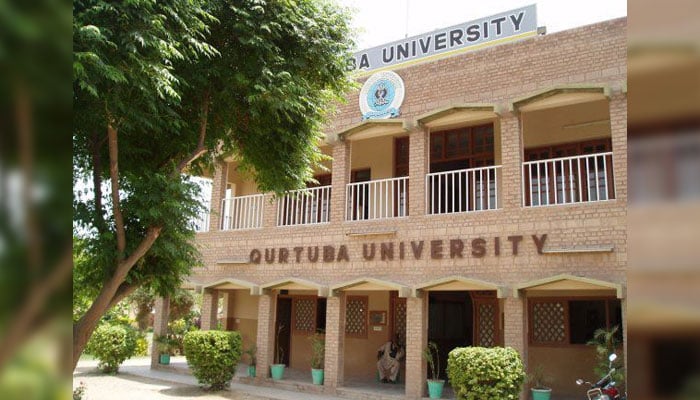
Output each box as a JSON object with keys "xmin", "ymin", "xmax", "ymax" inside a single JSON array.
[
  {"xmin": 92, "ymin": 131, "xmax": 106, "ymax": 234},
  {"xmin": 0, "ymin": 247, "xmax": 72, "ymax": 371},
  {"xmin": 175, "ymin": 91, "xmax": 210, "ymax": 175},
  {"xmin": 106, "ymin": 281, "xmax": 142, "ymax": 310},
  {"xmin": 107, "ymin": 121, "xmax": 126, "ymax": 257}
]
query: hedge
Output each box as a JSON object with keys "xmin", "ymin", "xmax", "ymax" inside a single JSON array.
[
  {"xmin": 446, "ymin": 346, "xmax": 525, "ymax": 400},
  {"xmin": 183, "ymin": 330, "xmax": 242, "ymax": 390},
  {"xmin": 85, "ymin": 324, "xmax": 137, "ymax": 373}
]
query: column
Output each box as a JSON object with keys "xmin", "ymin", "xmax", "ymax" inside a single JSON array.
[
  {"xmin": 609, "ymin": 92, "xmax": 627, "ymax": 202},
  {"xmin": 405, "ymin": 295, "xmax": 428, "ymax": 399},
  {"xmin": 503, "ymin": 296, "xmax": 528, "ymax": 400},
  {"xmin": 201, "ymin": 289, "xmax": 219, "ymax": 330},
  {"xmin": 262, "ymin": 194, "xmax": 277, "ymax": 228},
  {"xmin": 330, "ymin": 141, "xmax": 351, "ymax": 223},
  {"xmin": 208, "ymin": 161, "xmax": 229, "ymax": 231},
  {"xmin": 409, "ymin": 125, "xmax": 428, "ymax": 216},
  {"xmin": 499, "ymin": 113, "xmax": 523, "ymax": 209},
  {"xmin": 150, "ymin": 296, "xmax": 170, "ymax": 368},
  {"xmin": 323, "ymin": 292, "xmax": 345, "ymax": 388},
  {"xmin": 255, "ymin": 292, "xmax": 276, "ymax": 381}
]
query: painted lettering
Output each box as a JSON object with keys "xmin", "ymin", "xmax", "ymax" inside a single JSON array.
[
  {"xmin": 471, "ymin": 238, "xmax": 486, "ymax": 258},
  {"xmin": 264, "ymin": 248, "xmax": 275, "ymax": 264},
  {"xmin": 419, "ymin": 36, "xmax": 432, "ymax": 53},
  {"xmin": 381, "ymin": 242, "xmax": 394, "ymax": 261},
  {"xmin": 294, "ymin": 247, "xmax": 304, "ymax": 263},
  {"xmin": 359, "ymin": 53, "xmax": 370, "ymax": 69},
  {"xmin": 449, "ymin": 29, "xmax": 464, "ymax": 47},
  {"xmin": 491, "ymin": 17, "xmax": 506, "ymax": 35},
  {"xmin": 323, "ymin": 246, "xmax": 335, "ymax": 262},
  {"xmin": 397, "ymin": 42, "xmax": 409, "ymax": 60},
  {"xmin": 466, "ymin": 24, "xmax": 480, "ymax": 42},
  {"xmin": 431, "ymin": 240, "xmax": 444, "ymax": 259},
  {"xmin": 510, "ymin": 12, "xmax": 525, "ymax": 31},
  {"xmin": 363, "ymin": 243, "xmax": 376, "ymax": 260},
  {"xmin": 494, "ymin": 237, "xmax": 501, "ymax": 256},
  {"xmin": 411, "ymin": 241, "xmax": 424, "ymax": 259},
  {"xmin": 507, "ymin": 235, "xmax": 524, "ymax": 255},
  {"xmin": 279, "ymin": 248, "xmax": 289, "ymax": 263},
  {"xmin": 250, "ymin": 249, "xmax": 261, "ymax": 264},
  {"xmin": 532, "ymin": 234, "xmax": 547, "ymax": 254},
  {"xmin": 307, "ymin": 246, "xmax": 319, "ymax": 262},
  {"xmin": 382, "ymin": 47, "xmax": 394, "ymax": 63},
  {"xmin": 449, "ymin": 239, "xmax": 464, "ymax": 258},
  {"xmin": 434, "ymin": 33, "xmax": 447, "ymax": 50}
]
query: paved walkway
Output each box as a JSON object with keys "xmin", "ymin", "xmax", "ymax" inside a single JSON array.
[{"xmin": 74, "ymin": 357, "xmax": 346, "ymax": 400}]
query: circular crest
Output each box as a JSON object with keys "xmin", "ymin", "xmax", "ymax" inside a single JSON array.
[{"xmin": 359, "ymin": 71, "xmax": 405, "ymax": 120}]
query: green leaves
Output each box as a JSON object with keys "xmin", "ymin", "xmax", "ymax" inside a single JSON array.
[
  {"xmin": 183, "ymin": 331, "xmax": 242, "ymax": 390},
  {"xmin": 446, "ymin": 347, "xmax": 526, "ymax": 400}
]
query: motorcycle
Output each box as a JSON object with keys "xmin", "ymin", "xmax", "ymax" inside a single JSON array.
[{"xmin": 576, "ymin": 353, "xmax": 626, "ymax": 400}]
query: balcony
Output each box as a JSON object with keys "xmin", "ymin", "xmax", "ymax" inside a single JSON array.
[
  {"xmin": 346, "ymin": 176, "xmax": 408, "ymax": 221},
  {"xmin": 221, "ymin": 194, "xmax": 265, "ymax": 230},
  {"xmin": 426, "ymin": 165, "xmax": 501, "ymax": 214},
  {"xmin": 191, "ymin": 210, "xmax": 210, "ymax": 232},
  {"xmin": 522, "ymin": 152, "xmax": 615, "ymax": 207},
  {"xmin": 277, "ymin": 185, "xmax": 332, "ymax": 226}
]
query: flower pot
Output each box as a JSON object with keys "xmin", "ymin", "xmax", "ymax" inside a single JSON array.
[
  {"xmin": 427, "ymin": 379, "xmax": 445, "ymax": 399},
  {"xmin": 531, "ymin": 388, "xmax": 552, "ymax": 400},
  {"xmin": 247, "ymin": 365, "xmax": 256, "ymax": 377},
  {"xmin": 311, "ymin": 368, "xmax": 324, "ymax": 385},
  {"xmin": 270, "ymin": 364, "xmax": 285, "ymax": 380},
  {"xmin": 159, "ymin": 354, "xmax": 170, "ymax": 365}
]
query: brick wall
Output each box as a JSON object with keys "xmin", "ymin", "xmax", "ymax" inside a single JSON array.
[{"xmin": 187, "ymin": 18, "xmax": 627, "ymax": 399}]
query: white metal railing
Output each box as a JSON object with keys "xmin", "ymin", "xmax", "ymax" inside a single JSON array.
[
  {"xmin": 277, "ymin": 185, "xmax": 332, "ymax": 226},
  {"xmin": 522, "ymin": 152, "xmax": 615, "ymax": 207},
  {"xmin": 221, "ymin": 194, "xmax": 264, "ymax": 230},
  {"xmin": 426, "ymin": 165, "xmax": 501, "ymax": 214},
  {"xmin": 346, "ymin": 177, "xmax": 408, "ymax": 221},
  {"xmin": 191, "ymin": 211, "xmax": 210, "ymax": 232}
]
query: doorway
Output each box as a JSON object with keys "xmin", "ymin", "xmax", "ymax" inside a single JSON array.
[
  {"xmin": 428, "ymin": 291, "xmax": 473, "ymax": 380},
  {"xmin": 275, "ymin": 297, "xmax": 292, "ymax": 366}
]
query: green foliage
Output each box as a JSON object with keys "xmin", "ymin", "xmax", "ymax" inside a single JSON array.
[
  {"xmin": 183, "ymin": 330, "xmax": 242, "ymax": 390},
  {"xmin": 446, "ymin": 347, "xmax": 525, "ymax": 400},
  {"xmin": 154, "ymin": 334, "xmax": 179, "ymax": 355},
  {"xmin": 587, "ymin": 325, "xmax": 624, "ymax": 386},
  {"xmin": 169, "ymin": 317, "xmax": 198, "ymax": 354},
  {"xmin": 423, "ymin": 341, "xmax": 441, "ymax": 381},
  {"xmin": 527, "ymin": 364, "xmax": 552, "ymax": 390},
  {"xmin": 85, "ymin": 324, "xmax": 137, "ymax": 373},
  {"xmin": 134, "ymin": 334, "xmax": 149, "ymax": 357},
  {"xmin": 308, "ymin": 333, "xmax": 324, "ymax": 369}
]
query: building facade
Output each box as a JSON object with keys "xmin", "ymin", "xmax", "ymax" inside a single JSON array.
[{"xmin": 153, "ymin": 17, "xmax": 627, "ymax": 399}]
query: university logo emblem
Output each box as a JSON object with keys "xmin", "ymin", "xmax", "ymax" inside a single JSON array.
[{"xmin": 359, "ymin": 71, "xmax": 405, "ymax": 120}]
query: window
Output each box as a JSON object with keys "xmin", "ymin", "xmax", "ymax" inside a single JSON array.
[
  {"xmin": 345, "ymin": 296, "xmax": 368, "ymax": 338},
  {"xmin": 529, "ymin": 298, "xmax": 622, "ymax": 345},
  {"xmin": 292, "ymin": 297, "xmax": 316, "ymax": 333},
  {"xmin": 429, "ymin": 124, "xmax": 494, "ymax": 172}
]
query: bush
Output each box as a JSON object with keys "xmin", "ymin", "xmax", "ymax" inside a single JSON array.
[
  {"xmin": 85, "ymin": 324, "xmax": 137, "ymax": 373},
  {"xmin": 134, "ymin": 333, "xmax": 149, "ymax": 356},
  {"xmin": 446, "ymin": 346, "xmax": 525, "ymax": 400},
  {"xmin": 183, "ymin": 330, "xmax": 242, "ymax": 390}
]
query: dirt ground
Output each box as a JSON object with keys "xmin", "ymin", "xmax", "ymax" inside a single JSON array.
[{"xmin": 73, "ymin": 371, "xmax": 272, "ymax": 400}]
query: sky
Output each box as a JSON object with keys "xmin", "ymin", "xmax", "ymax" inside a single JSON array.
[{"xmin": 336, "ymin": 0, "xmax": 627, "ymax": 51}]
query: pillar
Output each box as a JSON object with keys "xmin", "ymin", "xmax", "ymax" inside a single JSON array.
[
  {"xmin": 330, "ymin": 140, "xmax": 351, "ymax": 223},
  {"xmin": 255, "ymin": 292, "xmax": 277, "ymax": 381},
  {"xmin": 405, "ymin": 295, "xmax": 428, "ymax": 399},
  {"xmin": 324, "ymin": 292, "xmax": 346, "ymax": 388},
  {"xmin": 150, "ymin": 296, "xmax": 170, "ymax": 368},
  {"xmin": 609, "ymin": 91, "xmax": 627, "ymax": 202},
  {"xmin": 409, "ymin": 125, "xmax": 429, "ymax": 216},
  {"xmin": 208, "ymin": 161, "xmax": 229, "ymax": 231},
  {"xmin": 201, "ymin": 289, "xmax": 219, "ymax": 330},
  {"xmin": 262, "ymin": 194, "xmax": 277, "ymax": 228},
  {"xmin": 503, "ymin": 296, "xmax": 528, "ymax": 399},
  {"xmin": 499, "ymin": 113, "xmax": 523, "ymax": 209}
]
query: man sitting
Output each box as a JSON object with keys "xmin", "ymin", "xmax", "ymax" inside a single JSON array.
[{"xmin": 377, "ymin": 335, "xmax": 404, "ymax": 383}]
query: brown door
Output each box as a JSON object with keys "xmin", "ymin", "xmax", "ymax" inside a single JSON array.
[{"xmin": 428, "ymin": 291, "xmax": 473, "ymax": 380}]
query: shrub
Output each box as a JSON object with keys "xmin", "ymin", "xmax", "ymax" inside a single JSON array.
[
  {"xmin": 134, "ymin": 333, "xmax": 149, "ymax": 357},
  {"xmin": 85, "ymin": 324, "xmax": 137, "ymax": 373},
  {"xmin": 446, "ymin": 346, "xmax": 525, "ymax": 400},
  {"xmin": 183, "ymin": 330, "xmax": 242, "ymax": 390}
]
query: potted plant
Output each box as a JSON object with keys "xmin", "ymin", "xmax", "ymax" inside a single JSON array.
[
  {"xmin": 528, "ymin": 364, "xmax": 553, "ymax": 400},
  {"xmin": 154, "ymin": 334, "xmax": 177, "ymax": 365},
  {"xmin": 423, "ymin": 341, "xmax": 445, "ymax": 399},
  {"xmin": 270, "ymin": 324, "xmax": 286, "ymax": 380},
  {"xmin": 309, "ymin": 332, "xmax": 325, "ymax": 385},
  {"xmin": 243, "ymin": 344, "xmax": 257, "ymax": 377}
]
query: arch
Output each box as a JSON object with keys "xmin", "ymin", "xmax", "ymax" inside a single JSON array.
[
  {"xmin": 330, "ymin": 277, "xmax": 412, "ymax": 298},
  {"xmin": 413, "ymin": 275, "xmax": 508, "ymax": 298},
  {"xmin": 514, "ymin": 274, "xmax": 624, "ymax": 298},
  {"xmin": 415, "ymin": 104, "xmax": 501, "ymax": 131},
  {"xmin": 200, "ymin": 278, "xmax": 261, "ymax": 295},
  {"xmin": 334, "ymin": 119, "xmax": 410, "ymax": 142},
  {"xmin": 510, "ymin": 85, "xmax": 610, "ymax": 113},
  {"xmin": 260, "ymin": 277, "xmax": 329, "ymax": 297}
]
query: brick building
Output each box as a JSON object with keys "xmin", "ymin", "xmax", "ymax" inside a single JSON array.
[{"xmin": 152, "ymin": 15, "xmax": 627, "ymax": 399}]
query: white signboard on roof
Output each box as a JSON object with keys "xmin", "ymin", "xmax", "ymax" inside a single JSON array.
[{"xmin": 349, "ymin": 4, "xmax": 538, "ymax": 74}]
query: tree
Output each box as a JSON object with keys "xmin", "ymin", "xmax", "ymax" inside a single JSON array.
[{"xmin": 72, "ymin": 0, "xmax": 355, "ymax": 370}]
